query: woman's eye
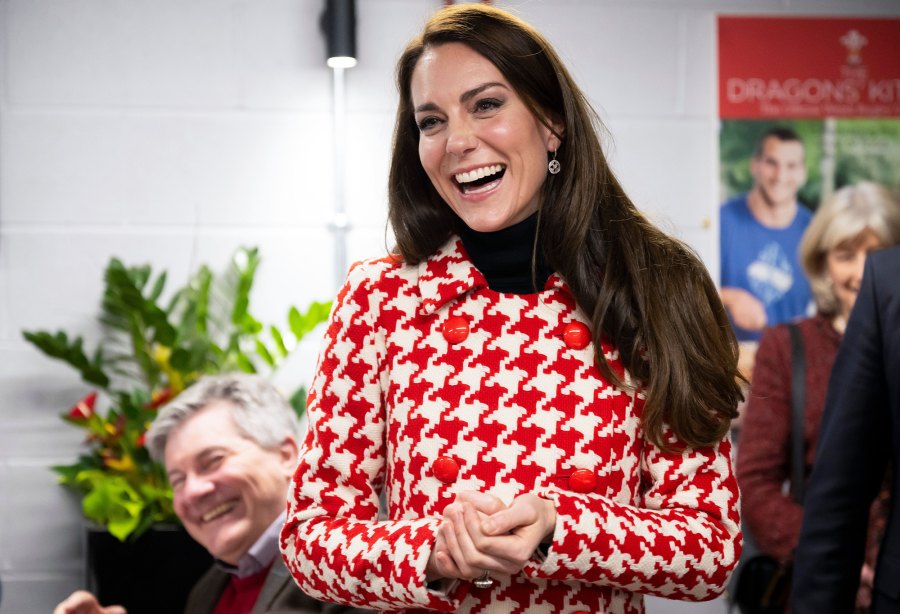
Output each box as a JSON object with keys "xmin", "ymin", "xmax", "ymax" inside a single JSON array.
[
  {"xmin": 474, "ymin": 98, "xmax": 502, "ymax": 113},
  {"xmin": 833, "ymin": 251, "xmax": 855, "ymax": 262},
  {"xmin": 417, "ymin": 116, "xmax": 441, "ymax": 132}
]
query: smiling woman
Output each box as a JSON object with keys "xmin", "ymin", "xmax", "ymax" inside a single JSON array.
[
  {"xmin": 280, "ymin": 4, "xmax": 745, "ymax": 613},
  {"xmin": 411, "ymin": 43, "xmax": 560, "ymax": 233}
]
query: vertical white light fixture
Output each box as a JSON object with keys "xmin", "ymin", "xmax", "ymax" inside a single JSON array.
[{"xmin": 320, "ymin": 0, "xmax": 357, "ymax": 290}]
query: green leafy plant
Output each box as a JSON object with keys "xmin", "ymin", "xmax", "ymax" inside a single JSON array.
[{"xmin": 23, "ymin": 247, "xmax": 331, "ymax": 541}]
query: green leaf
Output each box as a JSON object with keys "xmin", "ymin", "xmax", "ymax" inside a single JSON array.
[
  {"xmin": 288, "ymin": 307, "xmax": 303, "ymax": 339},
  {"xmin": 168, "ymin": 339, "xmax": 215, "ymax": 374},
  {"xmin": 241, "ymin": 313, "xmax": 263, "ymax": 335},
  {"xmin": 195, "ymin": 267, "xmax": 212, "ymax": 335},
  {"xmin": 287, "ymin": 300, "xmax": 332, "ymax": 342},
  {"xmin": 255, "ymin": 340, "xmax": 275, "ymax": 368},
  {"xmin": 190, "ymin": 340, "xmax": 214, "ymax": 372},
  {"xmin": 270, "ymin": 325, "xmax": 288, "ymax": 357},
  {"xmin": 79, "ymin": 474, "xmax": 146, "ymax": 541},
  {"xmin": 21, "ymin": 330, "xmax": 111, "ymax": 388},
  {"xmin": 120, "ymin": 391, "xmax": 144, "ymax": 421},
  {"xmin": 127, "ymin": 317, "xmax": 158, "ymax": 387},
  {"xmin": 107, "ymin": 511, "xmax": 143, "ymax": 542},
  {"xmin": 288, "ymin": 386, "xmax": 308, "ymax": 418},
  {"xmin": 235, "ymin": 352, "xmax": 256, "ymax": 374},
  {"xmin": 169, "ymin": 347, "xmax": 191, "ymax": 371},
  {"xmin": 131, "ymin": 264, "xmax": 152, "ymax": 292},
  {"xmin": 147, "ymin": 305, "xmax": 177, "ymax": 346},
  {"xmin": 148, "ymin": 271, "xmax": 167, "ymax": 303},
  {"xmin": 53, "ymin": 461, "xmax": 91, "ymax": 486},
  {"xmin": 230, "ymin": 248, "xmax": 260, "ymax": 328},
  {"xmin": 105, "ymin": 262, "xmax": 145, "ymax": 312}
]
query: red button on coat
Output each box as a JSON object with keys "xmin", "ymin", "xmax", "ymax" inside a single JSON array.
[
  {"xmin": 442, "ymin": 316, "xmax": 470, "ymax": 344},
  {"xmin": 569, "ymin": 468, "xmax": 597, "ymax": 493},
  {"xmin": 563, "ymin": 321, "xmax": 591, "ymax": 350},
  {"xmin": 432, "ymin": 456, "xmax": 460, "ymax": 483}
]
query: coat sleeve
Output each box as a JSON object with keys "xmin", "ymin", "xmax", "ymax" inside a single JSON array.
[
  {"xmin": 279, "ymin": 261, "xmax": 459, "ymax": 613},
  {"xmin": 791, "ymin": 254, "xmax": 893, "ymax": 613},
  {"xmin": 525, "ymin": 406, "xmax": 742, "ymax": 601},
  {"xmin": 735, "ymin": 325, "xmax": 803, "ymax": 561}
]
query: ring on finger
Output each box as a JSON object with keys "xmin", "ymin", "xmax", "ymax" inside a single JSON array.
[{"xmin": 473, "ymin": 570, "xmax": 493, "ymax": 588}]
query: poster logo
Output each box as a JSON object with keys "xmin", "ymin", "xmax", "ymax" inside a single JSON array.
[{"xmin": 840, "ymin": 29, "xmax": 867, "ymax": 66}]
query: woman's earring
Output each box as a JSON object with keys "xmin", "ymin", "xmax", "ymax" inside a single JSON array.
[{"xmin": 548, "ymin": 150, "xmax": 561, "ymax": 175}]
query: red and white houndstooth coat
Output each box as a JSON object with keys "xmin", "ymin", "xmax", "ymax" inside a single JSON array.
[{"xmin": 280, "ymin": 238, "xmax": 741, "ymax": 613}]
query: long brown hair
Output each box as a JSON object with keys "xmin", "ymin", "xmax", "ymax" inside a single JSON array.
[{"xmin": 388, "ymin": 4, "xmax": 742, "ymax": 449}]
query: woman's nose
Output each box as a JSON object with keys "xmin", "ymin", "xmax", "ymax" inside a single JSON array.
[{"xmin": 445, "ymin": 120, "xmax": 477, "ymax": 156}]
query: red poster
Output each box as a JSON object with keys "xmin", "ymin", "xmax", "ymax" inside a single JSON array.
[{"xmin": 718, "ymin": 16, "xmax": 900, "ymax": 118}]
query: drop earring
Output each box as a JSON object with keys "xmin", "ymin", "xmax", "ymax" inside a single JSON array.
[{"xmin": 548, "ymin": 150, "xmax": 561, "ymax": 175}]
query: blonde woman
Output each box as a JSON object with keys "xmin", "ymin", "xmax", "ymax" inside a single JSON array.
[{"xmin": 737, "ymin": 181, "xmax": 900, "ymax": 612}]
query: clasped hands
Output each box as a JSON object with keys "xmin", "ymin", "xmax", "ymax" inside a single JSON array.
[{"xmin": 426, "ymin": 491, "xmax": 557, "ymax": 583}]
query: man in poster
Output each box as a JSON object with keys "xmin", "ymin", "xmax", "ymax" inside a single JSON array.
[{"xmin": 719, "ymin": 126, "xmax": 814, "ymax": 342}]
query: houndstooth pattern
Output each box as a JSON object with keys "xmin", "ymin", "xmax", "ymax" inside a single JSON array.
[{"xmin": 280, "ymin": 238, "xmax": 741, "ymax": 613}]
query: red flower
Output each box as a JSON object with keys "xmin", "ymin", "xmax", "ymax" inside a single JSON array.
[
  {"xmin": 136, "ymin": 433, "xmax": 146, "ymax": 448},
  {"xmin": 68, "ymin": 392, "xmax": 97, "ymax": 421},
  {"xmin": 148, "ymin": 387, "xmax": 173, "ymax": 410}
]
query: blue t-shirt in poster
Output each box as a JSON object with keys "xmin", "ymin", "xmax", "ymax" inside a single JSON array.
[{"xmin": 720, "ymin": 194, "xmax": 814, "ymax": 342}]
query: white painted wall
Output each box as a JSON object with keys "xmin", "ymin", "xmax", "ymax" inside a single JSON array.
[{"xmin": 1, "ymin": 0, "xmax": 897, "ymax": 611}]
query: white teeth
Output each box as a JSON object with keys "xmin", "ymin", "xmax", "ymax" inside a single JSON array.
[
  {"xmin": 455, "ymin": 164, "xmax": 503, "ymax": 184},
  {"xmin": 201, "ymin": 501, "xmax": 235, "ymax": 523},
  {"xmin": 464, "ymin": 181, "xmax": 499, "ymax": 195}
]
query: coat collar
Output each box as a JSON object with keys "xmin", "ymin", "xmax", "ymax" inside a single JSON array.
[{"xmin": 416, "ymin": 236, "xmax": 569, "ymax": 315}]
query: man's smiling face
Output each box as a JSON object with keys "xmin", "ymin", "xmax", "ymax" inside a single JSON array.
[{"xmin": 165, "ymin": 400, "xmax": 295, "ymax": 564}]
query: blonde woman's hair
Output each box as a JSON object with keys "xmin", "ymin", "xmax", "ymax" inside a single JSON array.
[{"xmin": 800, "ymin": 181, "xmax": 900, "ymax": 317}]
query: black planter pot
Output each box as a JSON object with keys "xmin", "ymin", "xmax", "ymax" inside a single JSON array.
[{"xmin": 85, "ymin": 524, "xmax": 213, "ymax": 614}]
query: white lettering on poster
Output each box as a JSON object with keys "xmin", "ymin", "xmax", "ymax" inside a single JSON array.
[
  {"xmin": 726, "ymin": 78, "xmax": 861, "ymax": 105},
  {"xmin": 868, "ymin": 79, "xmax": 900, "ymax": 103},
  {"xmin": 726, "ymin": 77, "xmax": 900, "ymax": 106}
]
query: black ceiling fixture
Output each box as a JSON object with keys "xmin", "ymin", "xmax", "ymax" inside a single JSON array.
[{"xmin": 321, "ymin": 0, "xmax": 357, "ymax": 68}]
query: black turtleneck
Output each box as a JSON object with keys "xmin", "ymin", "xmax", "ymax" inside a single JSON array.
[{"xmin": 455, "ymin": 213, "xmax": 553, "ymax": 294}]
